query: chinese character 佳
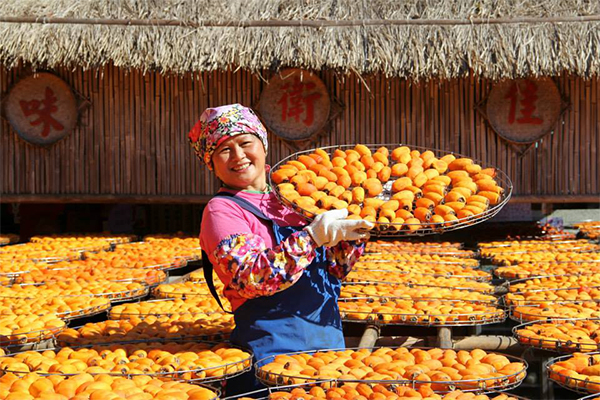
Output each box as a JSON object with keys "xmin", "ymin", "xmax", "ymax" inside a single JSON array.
[
  {"xmin": 19, "ymin": 87, "xmax": 65, "ymax": 137},
  {"xmin": 504, "ymin": 81, "xmax": 543, "ymax": 125},
  {"xmin": 277, "ymin": 77, "xmax": 322, "ymax": 127}
]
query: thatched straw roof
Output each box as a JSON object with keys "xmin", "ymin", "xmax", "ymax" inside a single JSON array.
[{"xmin": 1, "ymin": 0, "xmax": 599, "ymax": 80}]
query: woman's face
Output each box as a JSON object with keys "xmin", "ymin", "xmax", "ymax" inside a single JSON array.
[{"xmin": 212, "ymin": 133, "xmax": 267, "ymax": 191}]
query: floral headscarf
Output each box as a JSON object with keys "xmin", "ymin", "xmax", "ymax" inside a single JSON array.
[{"xmin": 188, "ymin": 104, "xmax": 268, "ymax": 169}]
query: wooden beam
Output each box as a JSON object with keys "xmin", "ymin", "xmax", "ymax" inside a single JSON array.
[
  {"xmin": 0, "ymin": 194, "xmax": 598, "ymax": 204},
  {"xmin": 0, "ymin": 195, "xmax": 213, "ymax": 204},
  {"xmin": 509, "ymin": 195, "xmax": 600, "ymax": 203},
  {"xmin": 1, "ymin": 15, "xmax": 600, "ymax": 28}
]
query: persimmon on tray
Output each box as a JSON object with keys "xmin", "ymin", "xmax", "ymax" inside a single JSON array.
[
  {"xmin": 352, "ymin": 261, "xmax": 490, "ymax": 281},
  {"xmin": 141, "ymin": 236, "xmax": 203, "ymax": 262},
  {"xmin": 31, "ymin": 233, "xmax": 135, "ymax": 244},
  {"xmin": 0, "ymin": 234, "xmax": 18, "ymax": 246},
  {"xmin": 365, "ymin": 241, "xmax": 475, "ymax": 257},
  {"xmin": 494, "ymin": 262, "xmax": 600, "ymax": 280},
  {"xmin": 57, "ymin": 313, "xmax": 234, "ymax": 345},
  {"xmin": 513, "ymin": 319, "xmax": 600, "ymax": 353},
  {"xmin": 0, "ymin": 243, "xmax": 81, "ymax": 264},
  {"xmin": 509, "ymin": 275, "xmax": 600, "ymax": 293},
  {"xmin": 110, "ymin": 298, "xmax": 224, "ymax": 319},
  {"xmin": 14, "ymin": 262, "xmax": 166, "ymax": 286},
  {"xmin": 256, "ymin": 385, "xmax": 527, "ymax": 400},
  {"xmin": 0, "ymin": 342, "xmax": 252, "ymax": 383},
  {"xmin": 0, "ymin": 296, "xmax": 110, "ymax": 321},
  {"xmin": 505, "ymin": 286, "xmax": 600, "ymax": 306},
  {"xmin": 340, "ymin": 283, "xmax": 497, "ymax": 302},
  {"xmin": 490, "ymin": 251, "xmax": 600, "ymax": 266},
  {"xmin": 547, "ymin": 351, "xmax": 600, "ymax": 394},
  {"xmin": 359, "ymin": 253, "xmax": 480, "ymax": 267},
  {"xmin": 338, "ymin": 298, "xmax": 505, "ymax": 326},
  {"xmin": 368, "ymin": 240, "xmax": 463, "ymax": 250},
  {"xmin": 0, "ymin": 280, "xmax": 148, "ymax": 302},
  {"xmin": 154, "ymin": 281, "xmax": 223, "ymax": 299},
  {"xmin": 575, "ymin": 222, "xmax": 600, "ymax": 240},
  {"xmin": 0, "ymin": 372, "xmax": 219, "ymax": 400},
  {"xmin": 511, "ymin": 303, "xmax": 600, "ymax": 323},
  {"xmin": 83, "ymin": 247, "xmax": 188, "ymax": 271},
  {"xmin": 346, "ymin": 271, "xmax": 495, "ymax": 293},
  {"xmin": 479, "ymin": 240, "xmax": 598, "ymax": 258},
  {"xmin": 270, "ymin": 144, "xmax": 511, "ymax": 236},
  {"xmin": 256, "ymin": 347, "xmax": 526, "ymax": 392},
  {"xmin": 0, "ymin": 314, "xmax": 65, "ymax": 346}
]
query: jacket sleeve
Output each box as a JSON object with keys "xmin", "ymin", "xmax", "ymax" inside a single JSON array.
[
  {"xmin": 325, "ymin": 240, "xmax": 366, "ymax": 280},
  {"xmin": 212, "ymin": 229, "xmax": 317, "ymax": 299}
]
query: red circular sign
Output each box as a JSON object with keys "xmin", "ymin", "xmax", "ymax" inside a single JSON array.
[
  {"xmin": 258, "ymin": 69, "xmax": 330, "ymax": 141},
  {"xmin": 4, "ymin": 73, "xmax": 78, "ymax": 146},
  {"xmin": 486, "ymin": 78, "xmax": 562, "ymax": 143}
]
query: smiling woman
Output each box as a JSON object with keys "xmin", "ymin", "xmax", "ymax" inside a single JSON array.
[
  {"xmin": 212, "ymin": 134, "xmax": 267, "ymax": 192},
  {"xmin": 187, "ymin": 104, "xmax": 372, "ymax": 395}
]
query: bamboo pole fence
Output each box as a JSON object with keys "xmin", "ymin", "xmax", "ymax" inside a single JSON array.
[{"xmin": 1, "ymin": 65, "xmax": 599, "ymax": 203}]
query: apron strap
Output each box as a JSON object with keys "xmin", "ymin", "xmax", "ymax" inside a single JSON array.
[
  {"xmin": 212, "ymin": 191, "xmax": 272, "ymax": 222},
  {"xmin": 201, "ymin": 191, "xmax": 273, "ymax": 314},
  {"xmin": 201, "ymin": 249, "xmax": 233, "ymax": 314}
]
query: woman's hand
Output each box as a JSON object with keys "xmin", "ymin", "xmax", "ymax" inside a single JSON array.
[{"xmin": 305, "ymin": 209, "xmax": 374, "ymax": 247}]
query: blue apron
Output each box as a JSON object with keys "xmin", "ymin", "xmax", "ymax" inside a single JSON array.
[{"xmin": 202, "ymin": 192, "xmax": 345, "ymax": 395}]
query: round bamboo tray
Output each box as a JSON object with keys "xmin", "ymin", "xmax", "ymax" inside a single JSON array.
[
  {"xmin": 109, "ymin": 298, "xmax": 224, "ymax": 320},
  {"xmin": 256, "ymin": 347, "xmax": 527, "ymax": 393},
  {"xmin": 0, "ymin": 341, "xmax": 253, "ymax": 384},
  {"xmin": 346, "ymin": 277, "xmax": 495, "ymax": 294},
  {"xmin": 510, "ymin": 303, "xmax": 600, "ymax": 323},
  {"xmin": 340, "ymin": 282, "xmax": 498, "ymax": 303},
  {"xmin": 513, "ymin": 318, "xmax": 600, "ymax": 354},
  {"xmin": 339, "ymin": 298, "xmax": 505, "ymax": 327},
  {"xmin": 232, "ymin": 381, "xmax": 530, "ymax": 400},
  {"xmin": 270, "ymin": 144, "xmax": 512, "ymax": 237},
  {"xmin": 494, "ymin": 262, "xmax": 600, "ymax": 280},
  {"xmin": 0, "ymin": 324, "xmax": 65, "ymax": 347},
  {"xmin": 546, "ymin": 351, "xmax": 600, "ymax": 394},
  {"xmin": 55, "ymin": 298, "xmax": 112, "ymax": 321}
]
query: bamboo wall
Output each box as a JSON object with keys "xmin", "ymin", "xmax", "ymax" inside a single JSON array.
[{"xmin": 1, "ymin": 64, "xmax": 599, "ymax": 203}]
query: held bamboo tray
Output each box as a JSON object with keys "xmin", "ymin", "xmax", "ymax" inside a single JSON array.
[
  {"xmin": 578, "ymin": 394, "xmax": 600, "ymax": 400},
  {"xmin": 546, "ymin": 351, "xmax": 600, "ymax": 394},
  {"xmin": 255, "ymin": 347, "xmax": 527, "ymax": 393},
  {"xmin": 338, "ymin": 298, "xmax": 505, "ymax": 327},
  {"xmin": 513, "ymin": 318, "xmax": 600, "ymax": 353},
  {"xmin": 269, "ymin": 144, "xmax": 512, "ymax": 237},
  {"xmin": 0, "ymin": 341, "xmax": 253, "ymax": 385}
]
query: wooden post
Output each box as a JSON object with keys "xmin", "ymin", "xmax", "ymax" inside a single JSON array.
[
  {"xmin": 358, "ymin": 324, "xmax": 380, "ymax": 349},
  {"xmin": 437, "ymin": 327, "xmax": 452, "ymax": 349},
  {"xmin": 453, "ymin": 335, "xmax": 519, "ymax": 351}
]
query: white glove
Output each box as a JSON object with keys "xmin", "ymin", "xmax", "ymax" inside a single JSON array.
[{"xmin": 305, "ymin": 209, "xmax": 374, "ymax": 247}]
